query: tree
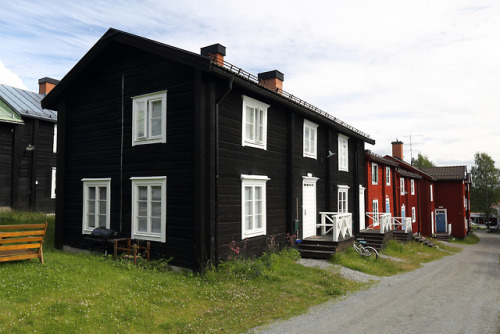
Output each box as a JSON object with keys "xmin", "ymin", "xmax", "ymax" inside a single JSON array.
[
  {"xmin": 412, "ymin": 153, "xmax": 435, "ymax": 168},
  {"xmin": 471, "ymin": 152, "xmax": 500, "ymax": 225}
]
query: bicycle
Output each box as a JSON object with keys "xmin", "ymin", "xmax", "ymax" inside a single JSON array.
[{"xmin": 353, "ymin": 240, "xmax": 379, "ymax": 259}]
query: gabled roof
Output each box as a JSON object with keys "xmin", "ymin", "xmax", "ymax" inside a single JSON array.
[
  {"xmin": 42, "ymin": 28, "xmax": 374, "ymax": 144},
  {"xmin": 420, "ymin": 166, "xmax": 468, "ymax": 181},
  {"xmin": 384, "ymin": 155, "xmax": 435, "ymax": 181},
  {"xmin": 0, "ymin": 98, "xmax": 23, "ymax": 124},
  {"xmin": 365, "ymin": 150, "xmax": 398, "ymax": 167},
  {"xmin": 0, "ymin": 84, "xmax": 57, "ymax": 122},
  {"xmin": 399, "ymin": 169, "xmax": 422, "ymax": 179}
]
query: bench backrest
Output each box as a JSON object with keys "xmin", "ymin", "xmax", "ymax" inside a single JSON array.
[{"xmin": 0, "ymin": 222, "xmax": 48, "ymax": 250}]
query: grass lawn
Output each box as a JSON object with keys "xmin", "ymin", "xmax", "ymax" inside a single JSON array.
[
  {"xmin": 449, "ymin": 232, "xmax": 480, "ymax": 245},
  {"xmin": 0, "ymin": 212, "xmax": 362, "ymax": 333},
  {"xmin": 330, "ymin": 240, "xmax": 462, "ymax": 276}
]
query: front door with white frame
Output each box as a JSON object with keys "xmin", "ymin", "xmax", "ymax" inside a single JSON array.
[{"xmin": 302, "ymin": 175, "xmax": 318, "ymax": 239}]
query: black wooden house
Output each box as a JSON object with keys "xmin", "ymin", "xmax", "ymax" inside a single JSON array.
[
  {"xmin": 0, "ymin": 79, "xmax": 58, "ymax": 212},
  {"xmin": 42, "ymin": 28, "xmax": 374, "ymax": 270}
]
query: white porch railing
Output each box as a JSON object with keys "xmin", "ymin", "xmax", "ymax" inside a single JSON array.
[
  {"xmin": 366, "ymin": 212, "xmax": 392, "ymax": 234},
  {"xmin": 318, "ymin": 212, "xmax": 353, "ymax": 242},
  {"xmin": 392, "ymin": 217, "xmax": 412, "ymax": 233}
]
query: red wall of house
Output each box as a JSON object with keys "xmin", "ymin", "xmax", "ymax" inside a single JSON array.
[
  {"xmin": 365, "ymin": 160, "xmax": 396, "ymax": 229},
  {"xmin": 434, "ymin": 181, "xmax": 467, "ymax": 238}
]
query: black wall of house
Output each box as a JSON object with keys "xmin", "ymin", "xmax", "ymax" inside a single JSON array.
[
  {"xmin": 58, "ymin": 43, "xmax": 198, "ymax": 268},
  {"xmin": 0, "ymin": 122, "xmax": 14, "ymax": 208}
]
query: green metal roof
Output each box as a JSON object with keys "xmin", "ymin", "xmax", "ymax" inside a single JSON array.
[{"xmin": 0, "ymin": 99, "xmax": 23, "ymax": 124}]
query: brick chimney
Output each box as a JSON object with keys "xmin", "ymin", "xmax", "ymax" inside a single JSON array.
[
  {"xmin": 201, "ymin": 44, "xmax": 226, "ymax": 66},
  {"xmin": 392, "ymin": 140, "xmax": 404, "ymax": 160},
  {"xmin": 258, "ymin": 70, "xmax": 284, "ymax": 93},
  {"xmin": 38, "ymin": 77, "xmax": 60, "ymax": 95}
]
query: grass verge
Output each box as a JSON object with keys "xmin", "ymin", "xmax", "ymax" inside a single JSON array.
[
  {"xmin": 330, "ymin": 240, "xmax": 460, "ymax": 276},
  {"xmin": 449, "ymin": 232, "xmax": 480, "ymax": 245},
  {"xmin": 0, "ymin": 212, "xmax": 363, "ymax": 333}
]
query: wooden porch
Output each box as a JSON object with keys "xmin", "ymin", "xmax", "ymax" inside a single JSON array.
[
  {"xmin": 357, "ymin": 229, "xmax": 394, "ymax": 250},
  {"xmin": 296, "ymin": 235, "xmax": 354, "ymax": 259}
]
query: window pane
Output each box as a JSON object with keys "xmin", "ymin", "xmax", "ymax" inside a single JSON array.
[
  {"xmin": 99, "ymin": 187, "xmax": 106, "ymax": 200},
  {"xmin": 245, "ymin": 216, "xmax": 252, "ymax": 230},
  {"xmin": 151, "ymin": 218, "xmax": 161, "ymax": 233},
  {"xmin": 255, "ymin": 187, "xmax": 262, "ymax": 201},
  {"xmin": 255, "ymin": 199, "xmax": 262, "ymax": 216},
  {"xmin": 151, "ymin": 201, "xmax": 161, "ymax": 217},
  {"xmin": 246, "ymin": 106, "xmax": 254, "ymax": 141},
  {"xmin": 99, "ymin": 199, "xmax": 107, "ymax": 215},
  {"xmin": 88, "ymin": 199, "xmax": 95, "ymax": 214},
  {"xmin": 136, "ymin": 101, "xmax": 145, "ymax": 138},
  {"xmin": 311, "ymin": 128, "xmax": 316, "ymax": 154},
  {"xmin": 255, "ymin": 214, "xmax": 262, "ymax": 228},
  {"xmin": 138, "ymin": 186, "xmax": 147, "ymax": 201},
  {"xmin": 138, "ymin": 217, "xmax": 148, "ymax": 232},
  {"xmin": 88, "ymin": 214, "xmax": 95, "ymax": 228},
  {"xmin": 152, "ymin": 186, "xmax": 161, "ymax": 201},
  {"xmin": 304, "ymin": 127, "xmax": 310, "ymax": 152},
  {"xmin": 257, "ymin": 109, "xmax": 264, "ymax": 143},
  {"xmin": 88, "ymin": 187, "xmax": 96, "ymax": 200},
  {"xmin": 98, "ymin": 214, "xmax": 106, "ymax": 227},
  {"xmin": 138, "ymin": 201, "xmax": 147, "ymax": 216},
  {"xmin": 150, "ymin": 100, "xmax": 162, "ymax": 137}
]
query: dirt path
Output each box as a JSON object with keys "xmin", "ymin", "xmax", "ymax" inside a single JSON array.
[{"xmin": 252, "ymin": 230, "xmax": 500, "ymax": 334}]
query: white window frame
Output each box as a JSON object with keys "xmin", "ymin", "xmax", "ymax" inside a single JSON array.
[
  {"xmin": 241, "ymin": 95, "xmax": 269, "ymax": 150},
  {"xmin": 430, "ymin": 184, "xmax": 434, "ymax": 201},
  {"xmin": 372, "ymin": 199, "xmax": 379, "ymax": 224},
  {"xmin": 338, "ymin": 134, "xmax": 349, "ymax": 171},
  {"xmin": 50, "ymin": 167, "xmax": 56, "ymax": 199},
  {"xmin": 411, "ymin": 179, "xmax": 415, "ymax": 195},
  {"xmin": 131, "ymin": 176, "xmax": 167, "ymax": 242},
  {"xmin": 385, "ymin": 166, "xmax": 391, "ymax": 186},
  {"xmin": 337, "ymin": 185, "xmax": 350, "ymax": 213},
  {"xmin": 303, "ymin": 119, "xmax": 318, "ymax": 159},
  {"xmin": 52, "ymin": 124, "xmax": 57, "ymax": 153},
  {"xmin": 241, "ymin": 174, "xmax": 270, "ymax": 239},
  {"xmin": 412, "ymin": 207, "xmax": 416, "ymax": 223},
  {"xmin": 82, "ymin": 178, "xmax": 111, "ymax": 235},
  {"xmin": 132, "ymin": 91, "xmax": 167, "ymax": 146},
  {"xmin": 400, "ymin": 177, "xmax": 405, "ymax": 195},
  {"xmin": 371, "ymin": 163, "xmax": 378, "ymax": 185}
]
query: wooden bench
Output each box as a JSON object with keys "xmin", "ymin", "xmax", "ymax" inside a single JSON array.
[{"xmin": 0, "ymin": 222, "xmax": 47, "ymax": 264}]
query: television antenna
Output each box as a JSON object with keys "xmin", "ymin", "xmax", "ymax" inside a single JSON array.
[{"xmin": 403, "ymin": 135, "xmax": 423, "ymax": 165}]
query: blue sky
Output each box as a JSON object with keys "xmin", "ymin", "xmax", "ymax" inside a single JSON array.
[{"xmin": 1, "ymin": 0, "xmax": 499, "ymax": 169}]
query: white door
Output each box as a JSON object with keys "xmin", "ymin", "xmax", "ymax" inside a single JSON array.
[
  {"xmin": 359, "ymin": 186, "xmax": 366, "ymax": 230},
  {"xmin": 302, "ymin": 175, "xmax": 318, "ymax": 239}
]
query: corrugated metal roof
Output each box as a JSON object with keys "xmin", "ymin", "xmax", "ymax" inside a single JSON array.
[
  {"xmin": 0, "ymin": 84, "xmax": 57, "ymax": 122},
  {"xmin": 420, "ymin": 166, "xmax": 467, "ymax": 180}
]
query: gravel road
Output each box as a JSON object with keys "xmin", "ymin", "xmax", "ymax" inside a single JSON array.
[{"xmin": 251, "ymin": 230, "xmax": 500, "ymax": 334}]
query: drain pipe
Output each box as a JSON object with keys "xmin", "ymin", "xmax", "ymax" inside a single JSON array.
[{"xmin": 214, "ymin": 75, "xmax": 234, "ymax": 263}]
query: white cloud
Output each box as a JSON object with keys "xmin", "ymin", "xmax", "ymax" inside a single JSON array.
[{"xmin": 0, "ymin": 60, "xmax": 27, "ymax": 89}]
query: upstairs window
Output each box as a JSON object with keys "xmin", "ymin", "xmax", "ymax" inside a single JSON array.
[
  {"xmin": 53, "ymin": 124, "xmax": 57, "ymax": 153},
  {"xmin": 241, "ymin": 175, "xmax": 269, "ymax": 238},
  {"xmin": 82, "ymin": 178, "xmax": 111, "ymax": 234},
  {"xmin": 411, "ymin": 179, "xmax": 415, "ymax": 195},
  {"xmin": 371, "ymin": 163, "xmax": 378, "ymax": 185},
  {"xmin": 430, "ymin": 184, "xmax": 434, "ymax": 201},
  {"xmin": 412, "ymin": 207, "xmax": 416, "ymax": 223},
  {"xmin": 303, "ymin": 120, "xmax": 318, "ymax": 159},
  {"xmin": 338, "ymin": 134, "xmax": 349, "ymax": 172},
  {"xmin": 132, "ymin": 91, "xmax": 167, "ymax": 146},
  {"xmin": 385, "ymin": 167, "xmax": 391, "ymax": 185},
  {"xmin": 242, "ymin": 95, "xmax": 269, "ymax": 150},
  {"xmin": 400, "ymin": 177, "xmax": 405, "ymax": 195}
]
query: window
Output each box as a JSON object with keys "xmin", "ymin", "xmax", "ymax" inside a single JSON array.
[
  {"xmin": 132, "ymin": 91, "xmax": 167, "ymax": 146},
  {"xmin": 385, "ymin": 197, "xmax": 390, "ymax": 213},
  {"xmin": 53, "ymin": 124, "xmax": 57, "ymax": 153},
  {"xmin": 241, "ymin": 175, "xmax": 269, "ymax": 238},
  {"xmin": 386, "ymin": 167, "xmax": 391, "ymax": 185},
  {"xmin": 430, "ymin": 184, "xmax": 434, "ymax": 201},
  {"xmin": 412, "ymin": 207, "xmax": 416, "ymax": 223},
  {"xmin": 371, "ymin": 163, "xmax": 378, "ymax": 185},
  {"xmin": 372, "ymin": 199, "xmax": 379, "ymax": 224},
  {"xmin": 131, "ymin": 177, "xmax": 167, "ymax": 242},
  {"xmin": 338, "ymin": 134, "xmax": 349, "ymax": 171},
  {"xmin": 242, "ymin": 95, "xmax": 269, "ymax": 150},
  {"xmin": 51, "ymin": 168, "xmax": 56, "ymax": 199},
  {"xmin": 303, "ymin": 120, "xmax": 318, "ymax": 159},
  {"xmin": 400, "ymin": 177, "xmax": 405, "ymax": 195},
  {"xmin": 401, "ymin": 204, "xmax": 406, "ymax": 217},
  {"xmin": 338, "ymin": 185, "xmax": 349, "ymax": 213},
  {"xmin": 82, "ymin": 178, "xmax": 111, "ymax": 234},
  {"xmin": 411, "ymin": 179, "xmax": 415, "ymax": 195}
]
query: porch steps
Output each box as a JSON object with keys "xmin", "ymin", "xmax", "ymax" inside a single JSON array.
[
  {"xmin": 433, "ymin": 233, "xmax": 450, "ymax": 241},
  {"xmin": 412, "ymin": 234, "xmax": 437, "ymax": 248},
  {"xmin": 296, "ymin": 240, "xmax": 337, "ymax": 259},
  {"xmin": 356, "ymin": 230, "xmax": 394, "ymax": 250},
  {"xmin": 393, "ymin": 230, "xmax": 413, "ymax": 242}
]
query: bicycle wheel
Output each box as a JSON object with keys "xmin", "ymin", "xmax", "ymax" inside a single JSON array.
[{"xmin": 362, "ymin": 246, "xmax": 379, "ymax": 259}]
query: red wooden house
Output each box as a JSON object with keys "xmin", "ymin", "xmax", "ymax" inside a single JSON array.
[{"xmin": 420, "ymin": 166, "xmax": 471, "ymax": 238}]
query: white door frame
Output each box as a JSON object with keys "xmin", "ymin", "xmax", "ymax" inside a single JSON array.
[
  {"xmin": 359, "ymin": 186, "xmax": 366, "ymax": 230},
  {"xmin": 302, "ymin": 174, "xmax": 319, "ymax": 239}
]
